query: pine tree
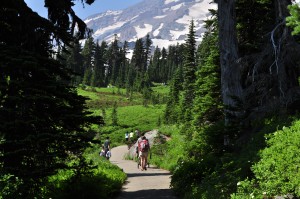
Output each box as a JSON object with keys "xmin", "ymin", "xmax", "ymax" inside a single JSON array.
[
  {"xmin": 81, "ymin": 37, "xmax": 95, "ymax": 86},
  {"xmin": 58, "ymin": 40, "xmax": 84, "ymax": 86},
  {"xmin": 144, "ymin": 34, "xmax": 152, "ymax": 72},
  {"xmin": 193, "ymin": 12, "xmax": 223, "ymax": 128},
  {"xmin": 164, "ymin": 67, "xmax": 183, "ymax": 124},
  {"xmin": 131, "ymin": 38, "xmax": 145, "ymax": 74},
  {"xmin": 91, "ymin": 41, "xmax": 107, "ymax": 87},
  {"xmin": 107, "ymin": 34, "xmax": 121, "ymax": 85},
  {"xmin": 117, "ymin": 41, "xmax": 129, "ymax": 88},
  {"xmin": 148, "ymin": 46, "xmax": 161, "ymax": 82},
  {"xmin": 0, "ymin": 0, "xmax": 100, "ymax": 197},
  {"xmin": 181, "ymin": 20, "xmax": 197, "ymax": 123}
]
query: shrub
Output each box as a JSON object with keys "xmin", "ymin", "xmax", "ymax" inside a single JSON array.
[{"xmin": 231, "ymin": 120, "xmax": 300, "ymax": 198}]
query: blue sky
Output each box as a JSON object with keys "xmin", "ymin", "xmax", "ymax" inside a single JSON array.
[{"xmin": 25, "ymin": 0, "xmax": 143, "ymax": 19}]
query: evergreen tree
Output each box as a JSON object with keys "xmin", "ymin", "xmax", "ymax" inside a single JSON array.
[
  {"xmin": 164, "ymin": 67, "xmax": 183, "ymax": 124},
  {"xmin": 91, "ymin": 41, "xmax": 107, "ymax": 87},
  {"xmin": 131, "ymin": 38, "xmax": 145, "ymax": 74},
  {"xmin": 193, "ymin": 11, "xmax": 223, "ymax": 129},
  {"xmin": 181, "ymin": 20, "xmax": 197, "ymax": 123},
  {"xmin": 0, "ymin": 0, "xmax": 100, "ymax": 197},
  {"xmin": 166, "ymin": 45, "xmax": 177, "ymax": 81},
  {"xmin": 116, "ymin": 41, "xmax": 129, "ymax": 88},
  {"xmin": 144, "ymin": 34, "xmax": 152, "ymax": 72},
  {"xmin": 107, "ymin": 34, "xmax": 121, "ymax": 85},
  {"xmin": 81, "ymin": 37, "xmax": 95, "ymax": 86},
  {"xmin": 58, "ymin": 40, "xmax": 84, "ymax": 86},
  {"xmin": 148, "ymin": 46, "xmax": 161, "ymax": 82}
]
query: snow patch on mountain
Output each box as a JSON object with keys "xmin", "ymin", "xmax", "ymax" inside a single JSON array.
[
  {"xmin": 165, "ymin": 0, "xmax": 181, "ymax": 5},
  {"xmin": 94, "ymin": 21, "xmax": 126, "ymax": 38},
  {"xmin": 84, "ymin": 10, "xmax": 123, "ymax": 24},
  {"xmin": 171, "ymin": 3, "xmax": 184, "ymax": 11},
  {"xmin": 170, "ymin": 27, "xmax": 188, "ymax": 40},
  {"xmin": 134, "ymin": 24, "xmax": 153, "ymax": 39},
  {"xmin": 153, "ymin": 23, "xmax": 164, "ymax": 37},
  {"xmin": 154, "ymin": 15, "xmax": 167, "ymax": 19}
]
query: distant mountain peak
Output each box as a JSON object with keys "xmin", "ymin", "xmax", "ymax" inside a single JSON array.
[{"xmin": 84, "ymin": 0, "xmax": 217, "ymax": 49}]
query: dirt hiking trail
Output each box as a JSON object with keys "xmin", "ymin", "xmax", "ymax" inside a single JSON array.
[{"xmin": 110, "ymin": 145, "xmax": 178, "ymax": 199}]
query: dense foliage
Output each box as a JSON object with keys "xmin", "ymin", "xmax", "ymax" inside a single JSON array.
[{"xmin": 232, "ymin": 119, "xmax": 300, "ymax": 198}]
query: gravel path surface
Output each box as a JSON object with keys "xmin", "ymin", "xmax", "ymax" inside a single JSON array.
[{"xmin": 110, "ymin": 145, "xmax": 178, "ymax": 199}]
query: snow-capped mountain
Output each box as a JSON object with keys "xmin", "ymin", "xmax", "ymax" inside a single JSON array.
[{"xmin": 84, "ymin": 0, "xmax": 217, "ymax": 50}]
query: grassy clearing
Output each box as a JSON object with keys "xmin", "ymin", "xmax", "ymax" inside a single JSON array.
[
  {"xmin": 152, "ymin": 83, "xmax": 170, "ymax": 94},
  {"xmin": 95, "ymin": 104, "xmax": 165, "ymax": 147},
  {"xmin": 77, "ymin": 86, "xmax": 143, "ymax": 110},
  {"xmin": 78, "ymin": 86, "xmax": 166, "ymax": 146}
]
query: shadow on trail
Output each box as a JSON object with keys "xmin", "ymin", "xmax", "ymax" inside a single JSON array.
[
  {"xmin": 115, "ymin": 189, "xmax": 178, "ymax": 199},
  {"xmin": 127, "ymin": 172, "xmax": 171, "ymax": 177}
]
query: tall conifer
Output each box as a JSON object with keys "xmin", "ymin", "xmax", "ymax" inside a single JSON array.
[
  {"xmin": 0, "ymin": 1, "xmax": 100, "ymax": 197},
  {"xmin": 181, "ymin": 20, "xmax": 197, "ymax": 123}
]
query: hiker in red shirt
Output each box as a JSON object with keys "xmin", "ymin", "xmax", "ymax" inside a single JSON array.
[{"xmin": 138, "ymin": 136, "xmax": 150, "ymax": 171}]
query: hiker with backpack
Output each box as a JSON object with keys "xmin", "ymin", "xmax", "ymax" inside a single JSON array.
[
  {"xmin": 138, "ymin": 136, "xmax": 150, "ymax": 171},
  {"xmin": 104, "ymin": 136, "xmax": 110, "ymax": 157}
]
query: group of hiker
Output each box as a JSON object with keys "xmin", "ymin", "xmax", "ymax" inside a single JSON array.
[
  {"xmin": 99, "ymin": 136, "xmax": 111, "ymax": 160},
  {"xmin": 100, "ymin": 130, "xmax": 151, "ymax": 171}
]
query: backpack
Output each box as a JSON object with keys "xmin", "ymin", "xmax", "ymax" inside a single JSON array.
[
  {"xmin": 140, "ymin": 139, "xmax": 149, "ymax": 152},
  {"xmin": 104, "ymin": 140, "xmax": 109, "ymax": 149}
]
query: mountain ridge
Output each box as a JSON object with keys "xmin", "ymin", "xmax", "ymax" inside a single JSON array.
[{"xmin": 84, "ymin": 0, "xmax": 217, "ymax": 50}]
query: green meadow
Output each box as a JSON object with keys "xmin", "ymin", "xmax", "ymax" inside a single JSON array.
[{"xmin": 78, "ymin": 86, "xmax": 168, "ymax": 146}]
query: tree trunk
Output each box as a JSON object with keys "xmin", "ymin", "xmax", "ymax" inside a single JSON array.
[
  {"xmin": 273, "ymin": 0, "xmax": 300, "ymax": 104},
  {"xmin": 218, "ymin": 0, "xmax": 300, "ymax": 127},
  {"xmin": 242, "ymin": 0, "xmax": 300, "ymax": 121},
  {"xmin": 218, "ymin": 0, "xmax": 243, "ymax": 125}
]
